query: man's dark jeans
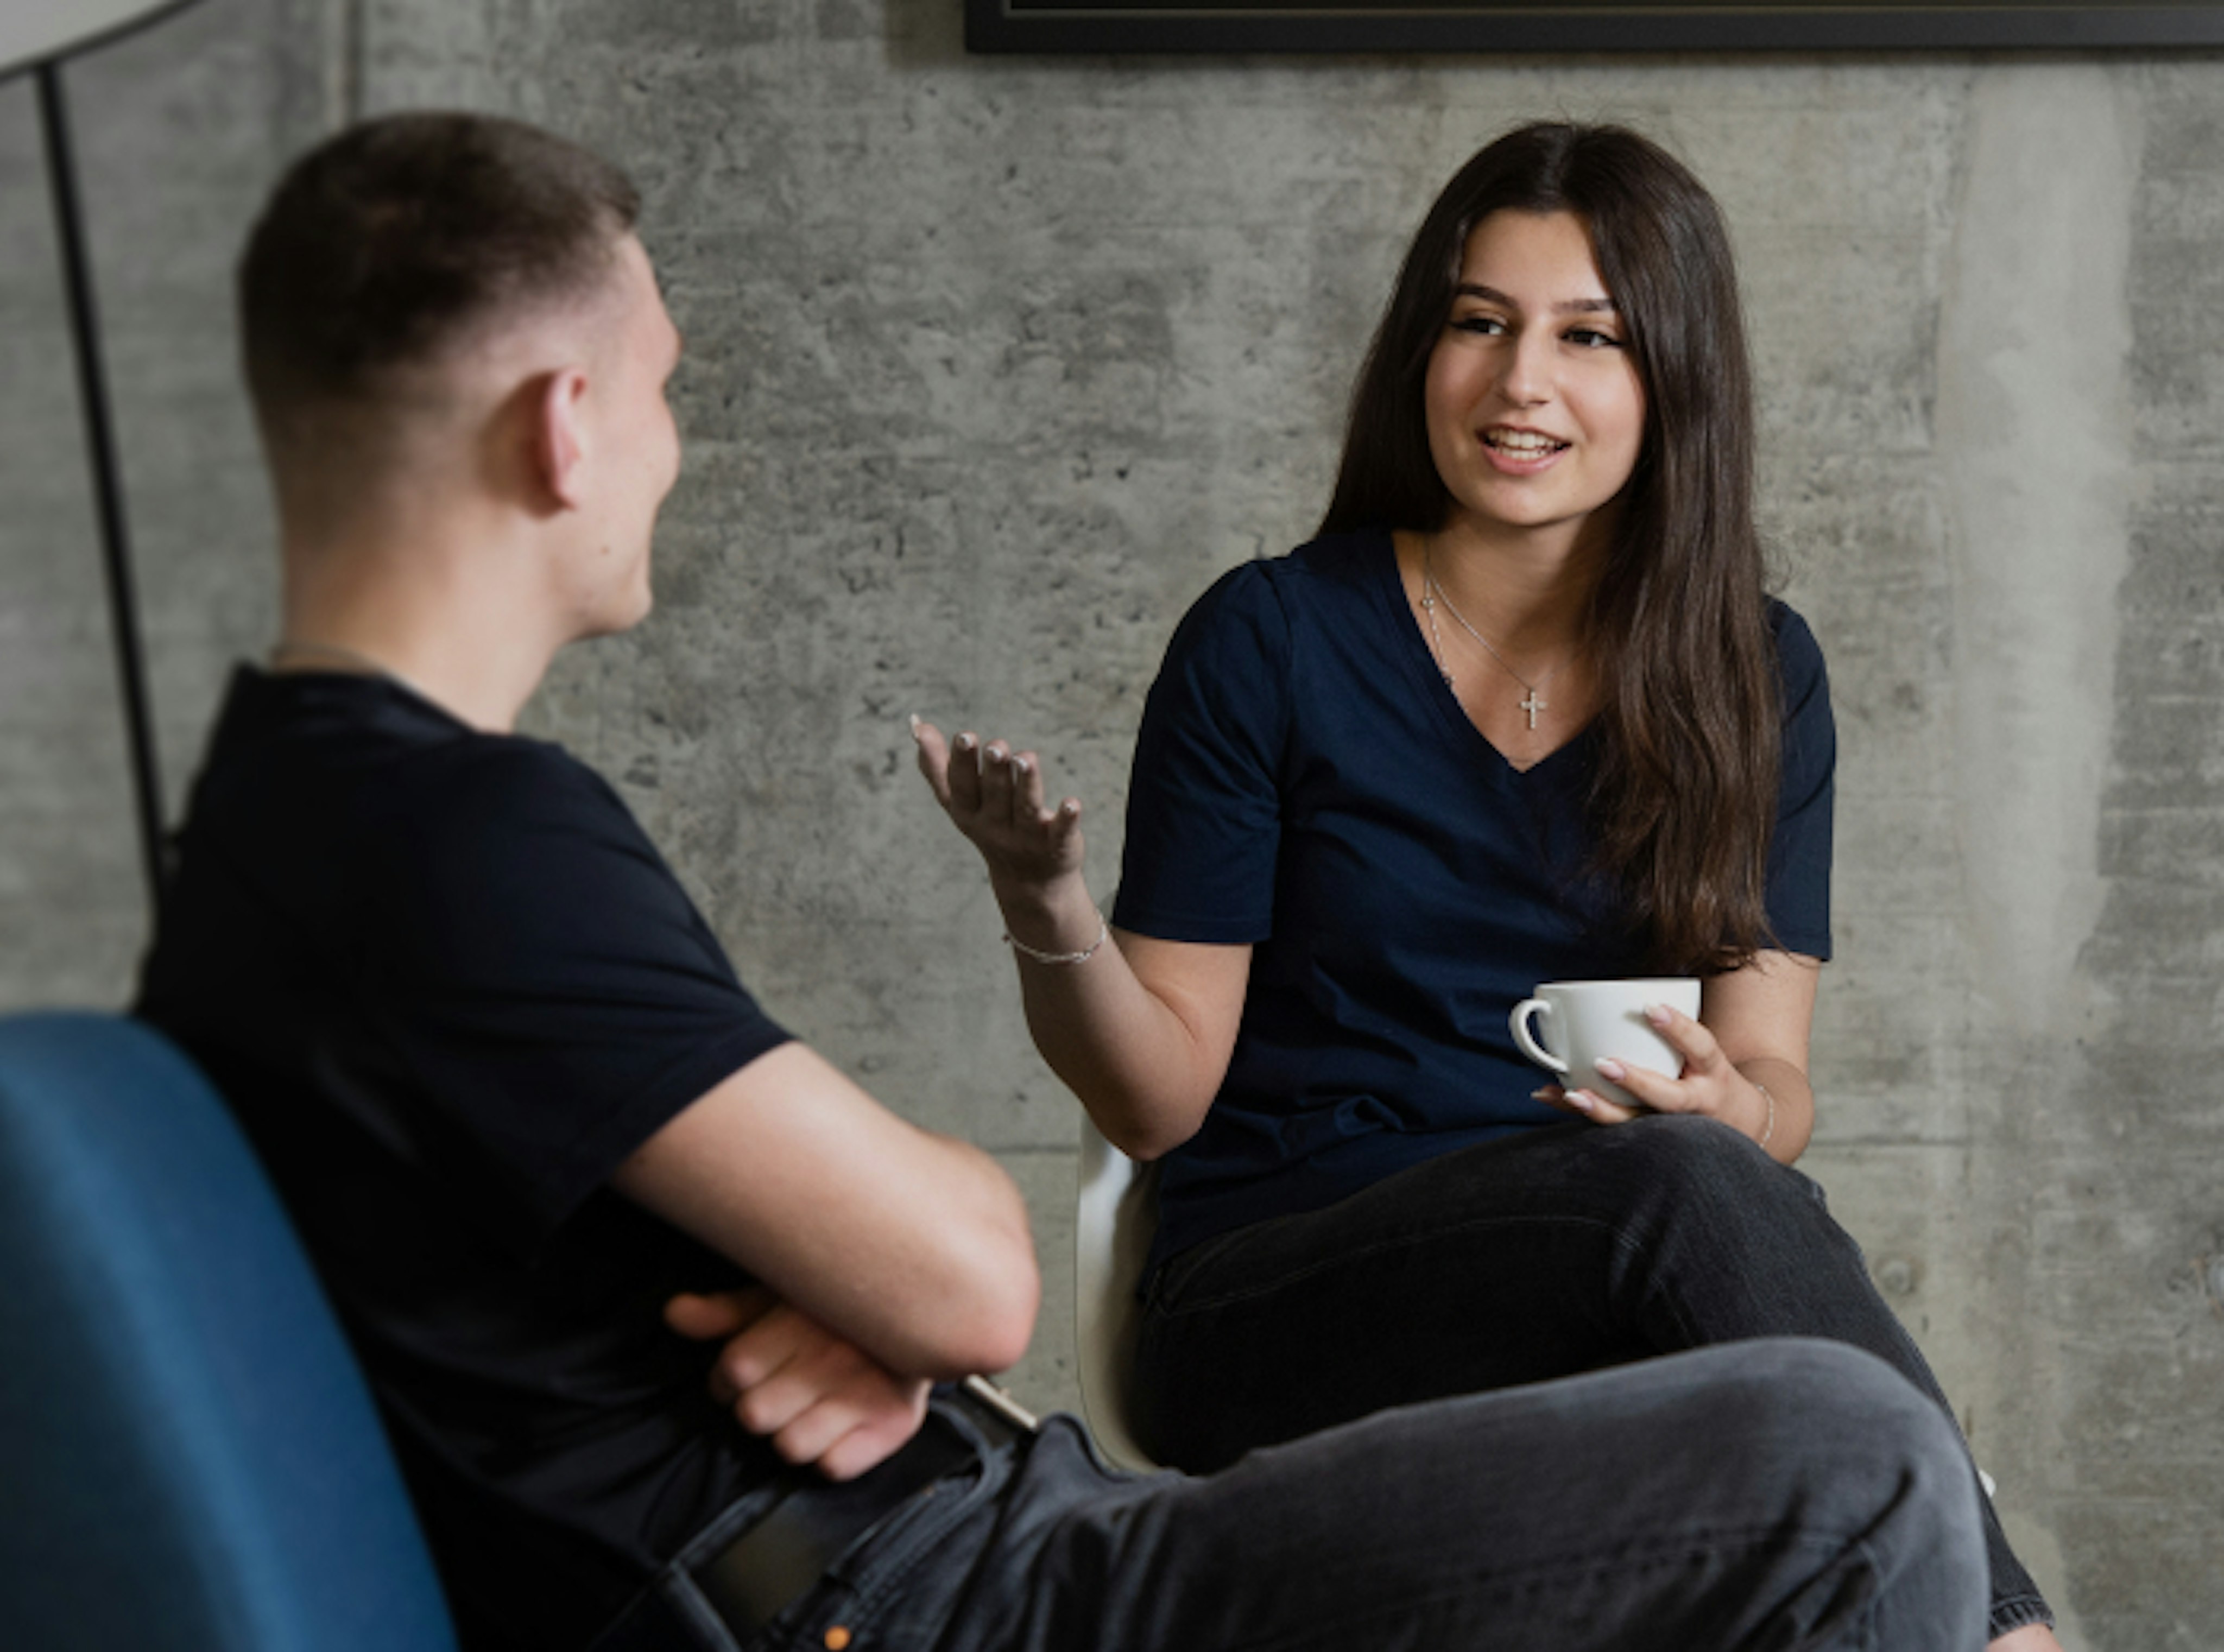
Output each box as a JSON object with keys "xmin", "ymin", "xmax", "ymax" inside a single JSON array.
[
  {"xmin": 638, "ymin": 1339, "xmax": 1985, "ymax": 1650},
  {"xmin": 1133, "ymin": 1115, "xmax": 2050, "ymax": 1642}
]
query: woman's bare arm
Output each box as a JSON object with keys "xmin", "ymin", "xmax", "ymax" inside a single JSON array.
[{"xmin": 913, "ymin": 717, "xmax": 1247, "ymax": 1160}]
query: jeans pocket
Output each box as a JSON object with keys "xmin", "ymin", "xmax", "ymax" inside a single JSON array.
[{"xmin": 754, "ymin": 1448, "xmax": 1018, "ymax": 1652}]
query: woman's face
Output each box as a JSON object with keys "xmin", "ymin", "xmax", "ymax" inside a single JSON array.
[{"xmin": 1422, "ymin": 209, "xmax": 1646, "ymax": 552}]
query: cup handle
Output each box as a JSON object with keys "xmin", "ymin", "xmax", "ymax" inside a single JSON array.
[{"xmin": 1509, "ymin": 998, "xmax": 1569, "ymax": 1075}]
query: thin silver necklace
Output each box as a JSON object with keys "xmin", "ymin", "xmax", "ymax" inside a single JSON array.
[{"xmin": 1419, "ymin": 545, "xmax": 1565, "ymax": 732}]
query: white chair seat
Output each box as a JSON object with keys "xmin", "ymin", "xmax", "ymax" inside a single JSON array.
[{"xmin": 1073, "ymin": 1112, "xmax": 1164, "ymax": 1471}]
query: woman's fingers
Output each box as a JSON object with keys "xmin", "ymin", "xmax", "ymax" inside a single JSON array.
[
  {"xmin": 1537, "ymin": 1078, "xmax": 1646, "ymax": 1125},
  {"xmin": 945, "ymin": 731, "xmax": 983, "ymax": 813},
  {"xmin": 910, "ymin": 716, "xmax": 956, "ymax": 809},
  {"xmin": 1010, "ymin": 751, "xmax": 1047, "ymax": 821},
  {"xmin": 1645, "ymin": 1001, "xmax": 1722, "ymax": 1069},
  {"xmin": 1014, "ymin": 751, "xmax": 1082, "ymax": 832},
  {"xmin": 914, "ymin": 717, "xmax": 1089, "ymax": 878},
  {"xmin": 1564, "ymin": 1085, "xmax": 1644, "ymax": 1124},
  {"xmin": 919, "ymin": 722, "xmax": 1052, "ymax": 834},
  {"xmin": 1590, "ymin": 1058, "xmax": 1680, "ymax": 1112},
  {"xmin": 979, "ymin": 741, "xmax": 1019, "ymax": 822},
  {"xmin": 1047, "ymin": 795, "xmax": 1083, "ymax": 848},
  {"xmin": 1583, "ymin": 1002, "xmax": 1732, "ymax": 1118}
]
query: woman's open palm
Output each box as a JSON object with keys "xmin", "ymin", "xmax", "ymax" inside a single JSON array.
[{"xmin": 912, "ymin": 716, "xmax": 1086, "ymax": 888}]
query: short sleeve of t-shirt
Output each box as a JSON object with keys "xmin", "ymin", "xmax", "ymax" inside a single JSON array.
[
  {"xmin": 1112, "ymin": 562, "xmax": 1292, "ymax": 942},
  {"xmin": 1761, "ymin": 605, "xmax": 1834, "ymax": 959},
  {"xmin": 361, "ymin": 740, "xmax": 791, "ymax": 1254}
]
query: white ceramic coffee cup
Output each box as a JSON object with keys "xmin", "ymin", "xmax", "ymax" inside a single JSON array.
[{"xmin": 1508, "ymin": 978, "xmax": 1702, "ymax": 1109}]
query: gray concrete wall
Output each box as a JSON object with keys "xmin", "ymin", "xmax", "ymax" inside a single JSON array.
[{"xmin": 4, "ymin": 2, "xmax": 2221, "ymax": 1641}]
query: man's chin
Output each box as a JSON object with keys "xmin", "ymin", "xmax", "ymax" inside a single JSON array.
[{"xmin": 574, "ymin": 588, "xmax": 653, "ymax": 643}]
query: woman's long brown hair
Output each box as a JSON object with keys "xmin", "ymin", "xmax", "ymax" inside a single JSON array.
[{"xmin": 1322, "ymin": 123, "xmax": 1780, "ymax": 975}]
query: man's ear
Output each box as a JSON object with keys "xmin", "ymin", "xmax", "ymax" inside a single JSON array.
[{"xmin": 532, "ymin": 366, "xmax": 592, "ymax": 510}]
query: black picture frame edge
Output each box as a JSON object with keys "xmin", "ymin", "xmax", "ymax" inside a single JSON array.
[{"xmin": 965, "ymin": 3, "xmax": 2224, "ymax": 55}]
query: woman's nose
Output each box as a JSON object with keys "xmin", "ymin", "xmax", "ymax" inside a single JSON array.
[{"xmin": 1495, "ymin": 329, "xmax": 1552, "ymax": 407}]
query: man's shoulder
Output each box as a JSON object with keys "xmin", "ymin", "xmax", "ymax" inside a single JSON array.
[
  {"xmin": 401, "ymin": 730, "xmax": 621, "ymax": 840},
  {"xmin": 230, "ymin": 668, "xmax": 622, "ymax": 837},
  {"xmin": 165, "ymin": 669, "xmax": 650, "ymax": 956},
  {"xmin": 365, "ymin": 730, "xmax": 673, "ymax": 956},
  {"xmin": 192, "ymin": 668, "xmax": 575, "ymax": 802}
]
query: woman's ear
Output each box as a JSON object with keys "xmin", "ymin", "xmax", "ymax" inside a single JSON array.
[{"xmin": 530, "ymin": 365, "xmax": 592, "ymax": 510}]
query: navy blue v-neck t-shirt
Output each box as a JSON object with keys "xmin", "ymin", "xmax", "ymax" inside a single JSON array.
[{"xmin": 1111, "ymin": 530, "xmax": 1835, "ymax": 1273}]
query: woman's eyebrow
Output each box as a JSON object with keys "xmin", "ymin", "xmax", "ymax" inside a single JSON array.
[{"xmin": 1453, "ymin": 282, "xmax": 1619, "ymax": 315}]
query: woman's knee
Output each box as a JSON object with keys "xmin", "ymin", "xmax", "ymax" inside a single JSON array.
[
  {"xmin": 1595, "ymin": 1119, "xmax": 1872, "ymax": 1309},
  {"xmin": 1603, "ymin": 1112, "xmax": 1795, "ymax": 1211}
]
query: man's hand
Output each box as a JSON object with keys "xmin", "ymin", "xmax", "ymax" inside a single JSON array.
[{"xmin": 665, "ymin": 1288, "xmax": 931, "ymax": 1481}]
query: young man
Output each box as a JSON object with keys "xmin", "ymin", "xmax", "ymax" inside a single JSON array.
[{"xmin": 138, "ymin": 113, "xmax": 1989, "ymax": 1652}]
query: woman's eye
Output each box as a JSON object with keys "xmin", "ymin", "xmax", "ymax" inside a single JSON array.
[
  {"xmin": 1565, "ymin": 327, "xmax": 1624, "ymax": 350},
  {"xmin": 1451, "ymin": 314, "xmax": 1508, "ymax": 337}
]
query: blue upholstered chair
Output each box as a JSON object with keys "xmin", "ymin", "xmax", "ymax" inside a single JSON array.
[{"xmin": 0, "ymin": 1011, "xmax": 457, "ymax": 1650}]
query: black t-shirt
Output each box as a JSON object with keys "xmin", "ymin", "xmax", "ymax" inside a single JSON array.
[{"xmin": 136, "ymin": 667, "xmax": 794, "ymax": 1648}]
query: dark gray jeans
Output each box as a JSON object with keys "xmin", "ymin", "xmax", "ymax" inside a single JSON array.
[
  {"xmin": 659, "ymin": 1339, "xmax": 1985, "ymax": 1651},
  {"xmin": 1133, "ymin": 1115, "xmax": 2050, "ymax": 1642}
]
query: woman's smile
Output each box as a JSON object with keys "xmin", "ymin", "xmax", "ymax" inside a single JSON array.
[{"xmin": 1476, "ymin": 423, "xmax": 1574, "ymax": 473}]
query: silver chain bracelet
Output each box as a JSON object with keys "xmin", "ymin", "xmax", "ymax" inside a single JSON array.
[{"xmin": 1003, "ymin": 915, "xmax": 1109, "ymax": 966}]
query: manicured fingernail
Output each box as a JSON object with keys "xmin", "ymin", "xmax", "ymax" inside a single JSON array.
[
  {"xmin": 1531, "ymin": 1086, "xmax": 1555, "ymax": 1101},
  {"xmin": 1645, "ymin": 1004, "xmax": 1672, "ymax": 1026},
  {"xmin": 1566, "ymin": 1091, "xmax": 1596, "ymax": 1113},
  {"xmin": 1013, "ymin": 755, "xmax": 1032, "ymax": 776},
  {"xmin": 907, "ymin": 713, "xmax": 922, "ymax": 739},
  {"xmin": 1595, "ymin": 1058, "xmax": 1626, "ymax": 1081},
  {"xmin": 954, "ymin": 732, "xmax": 975, "ymax": 752}
]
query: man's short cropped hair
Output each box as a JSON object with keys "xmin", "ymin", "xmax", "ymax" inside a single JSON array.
[{"xmin": 239, "ymin": 112, "xmax": 640, "ymax": 424}]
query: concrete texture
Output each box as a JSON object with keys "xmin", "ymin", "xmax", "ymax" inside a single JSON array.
[{"xmin": 3, "ymin": 3, "xmax": 2221, "ymax": 1641}]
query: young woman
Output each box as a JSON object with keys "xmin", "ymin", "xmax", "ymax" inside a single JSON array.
[{"xmin": 915, "ymin": 122, "xmax": 2058, "ymax": 1649}]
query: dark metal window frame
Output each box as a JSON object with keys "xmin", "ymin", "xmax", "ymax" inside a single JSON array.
[{"xmin": 966, "ymin": 3, "xmax": 2224, "ymax": 54}]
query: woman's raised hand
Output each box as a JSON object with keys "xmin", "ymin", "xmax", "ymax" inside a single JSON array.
[
  {"xmin": 911, "ymin": 715, "xmax": 1086, "ymax": 890},
  {"xmin": 909, "ymin": 712, "xmax": 1250, "ymax": 1156}
]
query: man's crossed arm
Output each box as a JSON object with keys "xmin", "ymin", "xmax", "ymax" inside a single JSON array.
[
  {"xmin": 613, "ymin": 1041, "xmax": 1041, "ymax": 1480},
  {"xmin": 662, "ymin": 1285, "xmax": 930, "ymax": 1482}
]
